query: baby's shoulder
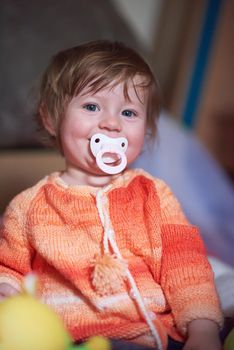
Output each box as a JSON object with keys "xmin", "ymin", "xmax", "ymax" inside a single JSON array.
[
  {"xmin": 129, "ymin": 168, "xmax": 169, "ymax": 190},
  {"xmin": 4, "ymin": 173, "xmax": 56, "ymax": 214}
]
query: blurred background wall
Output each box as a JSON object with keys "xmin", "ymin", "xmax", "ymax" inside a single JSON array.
[{"xmin": 151, "ymin": 0, "xmax": 234, "ymax": 183}]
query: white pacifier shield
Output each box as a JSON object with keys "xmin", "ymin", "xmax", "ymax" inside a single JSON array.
[{"xmin": 90, "ymin": 133, "xmax": 128, "ymax": 175}]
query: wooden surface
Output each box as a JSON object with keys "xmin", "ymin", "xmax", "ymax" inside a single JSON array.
[{"xmin": 0, "ymin": 150, "xmax": 64, "ymax": 213}]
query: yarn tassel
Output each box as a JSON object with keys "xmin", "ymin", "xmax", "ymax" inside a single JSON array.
[{"xmin": 91, "ymin": 254, "xmax": 127, "ymax": 296}]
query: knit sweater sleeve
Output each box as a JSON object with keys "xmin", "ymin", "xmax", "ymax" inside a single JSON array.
[
  {"xmin": 0, "ymin": 190, "xmax": 35, "ymax": 290},
  {"xmin": 154, "ymin": 178, "xmax": 223, "ymax": 335}
]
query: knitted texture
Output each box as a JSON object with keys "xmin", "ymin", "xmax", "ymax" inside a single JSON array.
[{"xmin": 0, "ymin": 169, "xmax": 223, "ymax": 348}]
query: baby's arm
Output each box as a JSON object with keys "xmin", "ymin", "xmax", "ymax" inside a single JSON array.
[
  {"xmin": 155, "ymin": 179, "xmax": 223, "ymax": 343},
  {"xmin": 0, "ymin": 283, "xmax": 19, "ymax": 301},
  {"xmin": 183, "ymin": 319, "xmax": 221, "ymax": 350},
  {"xmin": 0, "ymin": 191, "xmax": 33, "ymax": 292}
]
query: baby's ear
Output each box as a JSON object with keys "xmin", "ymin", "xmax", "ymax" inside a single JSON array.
[{"xmin": 39, "ymin": 104, "xmax": 56, "ymax": 137}]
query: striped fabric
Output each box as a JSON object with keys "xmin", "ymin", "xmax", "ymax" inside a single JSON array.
[{"xmin": 0, "ymin": 169, "xmax": 223, "ymax": 349}]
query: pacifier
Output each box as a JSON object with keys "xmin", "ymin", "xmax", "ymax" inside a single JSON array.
[{"xmin": 90, "ymin": 133, "xmax": 128, "ymax": 174}]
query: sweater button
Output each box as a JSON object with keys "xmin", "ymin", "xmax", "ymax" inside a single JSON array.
[
  {"xmin": 148, "ymin": 311, "xmax": 156, "ymax": 320},
  {"xmin": 129, "ymin": 288, "xmax": 136, "ymax": 299}
]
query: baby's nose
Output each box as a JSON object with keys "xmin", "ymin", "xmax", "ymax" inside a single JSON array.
[{"xmin": 98, "ymin": 114, "xmax": 122, "ymax": 131}]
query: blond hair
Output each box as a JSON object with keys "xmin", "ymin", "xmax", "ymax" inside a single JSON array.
[{"xmin": 37, "ymin": 40, "xmax": 161, "ymax": 148}]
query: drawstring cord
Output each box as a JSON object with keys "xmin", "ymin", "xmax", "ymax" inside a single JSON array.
[
  {"xmin": 96, "ymin": 187, "xmax": 112, "ymax": 254},
  {"xmin": 95, "ymin": 188, "xmax": 163, "ymax": 350}
]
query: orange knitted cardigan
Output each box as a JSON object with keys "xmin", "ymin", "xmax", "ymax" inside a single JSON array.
[{"xmin": 0, "ymin": 169, "xmax": 223, "ymax": 349}]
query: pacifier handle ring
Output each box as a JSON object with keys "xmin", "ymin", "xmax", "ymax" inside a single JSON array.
[{"xmin": 96, "ymin": 149, "xmax": 127, "ymax": 175}]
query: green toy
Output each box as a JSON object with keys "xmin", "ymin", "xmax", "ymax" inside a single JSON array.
[{"xmin": 224, "ymin": 328, "xmax": 234, "ymax": 350}]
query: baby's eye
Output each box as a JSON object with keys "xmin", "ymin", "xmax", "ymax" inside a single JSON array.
[
  {"xmin": 122, "ymin": 110, "xmax": 136, "ymax": 118},
  {"xmin": 83, "ymin": 104, "xmax": 99, "ymax": 112}
]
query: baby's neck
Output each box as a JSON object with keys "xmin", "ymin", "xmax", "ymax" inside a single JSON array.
[{"xmin": 60, "ymin": 167, "xmax": 118, "ymax": 188}]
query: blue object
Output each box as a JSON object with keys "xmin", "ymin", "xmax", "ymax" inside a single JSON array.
[{"xmin": 182, "ymin": 0, "xmax": 222, "ymax": 128}]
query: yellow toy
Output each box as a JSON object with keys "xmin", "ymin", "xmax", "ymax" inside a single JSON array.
[{"xmin": 0, "ymin": 274, "xmax": 110, "ymax": 350}]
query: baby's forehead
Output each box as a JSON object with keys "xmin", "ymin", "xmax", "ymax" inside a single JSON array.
[{"xmin": 80, "ymin": 75, "xmax": 148, "ymax": 100}]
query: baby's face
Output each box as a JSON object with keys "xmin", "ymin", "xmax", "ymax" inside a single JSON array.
[{"xmin": 59, "ymin": 76, "xmax": 148, "ymax": 179}]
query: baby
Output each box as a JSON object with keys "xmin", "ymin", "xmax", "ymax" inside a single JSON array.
[{"xmin": 0, "ymin": 40, "xmax": 223, "ymax": 350}]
